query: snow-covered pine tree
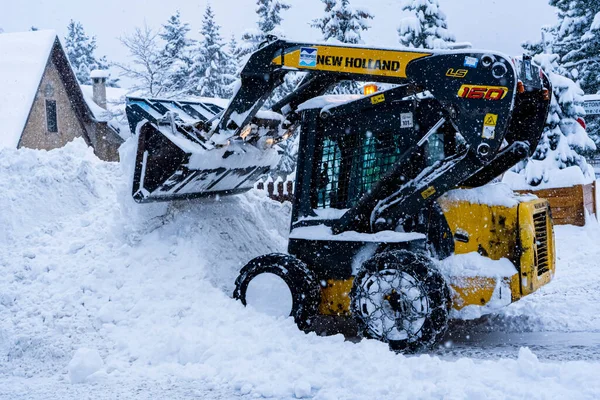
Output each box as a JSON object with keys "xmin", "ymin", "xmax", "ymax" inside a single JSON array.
[
  {"xmin": 310, "ymin": 0, "xmax": 336, "ymax": 38},
  {"xmin": 235, "ymin": 0, "xmax": 297, "ymax": 105},
  {"xmin": 397, "ymin": 0, "xmax": 456, "ymax": 49},
  {"xmin": 65, "ymin": 20, "xmax": 95, "ymax": 85},
  {"xmin": 238, "ymin": 0, "xmax": 291, "ymax": 62},
  {"xmin": 236, "ymin": 0, "xmax": 298, "ymax": 176},
  {"xmin": 546, "ymin": 1, "xmax": 600, "ymax": 154},
  {"xmin": 522, "ymin": 25, "xmax": 557, "ymax": 56},
  {"xmin": 547, "ymin": 0, "xmax": 600, "ymax": 95},
  {"xmin": 257, "ymin": 0, "xmax": 290, "ymax": 33},
  {"xmin": 311, "ymin": 0, "xmax": 373, "ymax": 94},
  {"xmin": 64, "ymin": 20, "xmax": 118, "ymax": 86},
  {"xmin": 192, "ymin": 5, "xmax": 234, "ymax": 98},
  {"xmin": 224, "ymin": 35, "xmax": 241, "ymax": 95},
  {"xmin": 312, "ymin": 0, "xmax": 373, "ymax": 44},
  {"xmin": 512, "ymin": 54, "xmax": 596, "ymax": 186},
  {"xmin": 95, "ymin": 55, "xmax": 119, "ymax": 87},
  {"xmin": 158, "ymin": 11, "xmax": 196, "ymax": 96},
  {"xmin": 524, "ymin": 2, "xmax": 600, "ymax": 153},
  {"xmin": 272, "ymin": 130, "xmax": 300, "ymax": 180}
]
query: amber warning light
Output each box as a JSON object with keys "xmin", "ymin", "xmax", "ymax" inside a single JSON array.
[{"xmin": 363, "ymin": 84, "xmax": 378, "ymax": 96}]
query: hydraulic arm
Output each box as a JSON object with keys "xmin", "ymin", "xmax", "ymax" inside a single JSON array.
[
  {"xmin": 128, "ymin": 38, "xmax": 551, "ymax": 234},
  {"xmin": 209, "ymin": 39, "xmax": 551, "ymax": 231}
]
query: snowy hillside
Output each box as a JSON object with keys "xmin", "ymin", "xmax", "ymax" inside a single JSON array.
[{"xmin": 1, "ymin": 141, "xmax": 600, "ymax": 399}]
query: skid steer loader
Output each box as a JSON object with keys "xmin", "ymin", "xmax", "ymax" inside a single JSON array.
[{"xmin": 126, "ymin": 38, "xmax": 555, "ymax": 351}]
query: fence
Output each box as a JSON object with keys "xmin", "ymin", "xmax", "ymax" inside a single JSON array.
[
  {"xmin": 516, "ymin": 181, "xmax": 597, "ymax": 226},
  {"xmin": 257, "ymin": 179, "xmax": 597, "ymax": 226},
  {"xmin": 256, "ymin": 180, "xmax": 295, "ymax": 203}
]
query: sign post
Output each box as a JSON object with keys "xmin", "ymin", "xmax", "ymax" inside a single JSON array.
[{"xmin": 583, "ymin": 95, "xmax": 600, "ymax": 116}]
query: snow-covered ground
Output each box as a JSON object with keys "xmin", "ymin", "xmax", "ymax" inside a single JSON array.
[{"xmin": 1, "ymin": 140, "xmax": 600, "ymax": 399}]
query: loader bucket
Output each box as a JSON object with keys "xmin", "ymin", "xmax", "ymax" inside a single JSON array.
[{"xmin": 126, "ymin": 97, "xmax": 282, "ymax": 203}]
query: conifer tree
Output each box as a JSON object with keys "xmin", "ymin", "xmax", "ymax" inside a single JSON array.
[
  {"xmin": 311, "ymin": 0, "xmax": 373, "ymax": 94},
  {"xmin": 272, "ymin": 131, "xmax": 300, "ymax": 180},
  {"xmin": 64, "ymin": 20, "xmax": 118, "ymax": 86},
  {"xmin": 524, "ymin": 2, "xmax": 600, "ymax": 153},
  {"xmin": 236, "ymin": 0, "xmax": 296, "ymax": 104},
  {"xmin": 224, "ymin": 35, "xmax": 241, "ymax": 95},
  {"xmin": 158, "ymin": 11, "xmax": 195, "ymax": 95},
  {"xmin": 238, "ymin": 0, "xmax": 291, "ymax": 61},
  {"xmin": 193, "ymin": 5, "xmax": 234, "ymax": 98},
  {"xmin": 239, "ymin": 1, "xmax": 298, "ymax": 175},
  {"xmin": 257, "ymin": 0, "xmax": 290, "ymax": 33},
  {"xmin": 522, "ymin": 25, "xmax": 557, "ymax": 56},
  {"xmin": 397, "ymin": 0, "xmax": 456, "ymax": 49},
  {"xmin": 227, "ymin": 35, "xmax": 240, "ymax": 70},
  {"xmin": 512, "ymin": 54, "xmax": 596, "ymax": 186},
  {"xmin": 311, "ymin": 0, "xmax": 373, "ymax": 44},
  {"xmin": 547, "ymin": 0, "xmax": 600, "ymax": 95}
]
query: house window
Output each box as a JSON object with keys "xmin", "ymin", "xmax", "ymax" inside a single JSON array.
[
  {"xmin": 44, "ymin": 82, "xmax": 54, "ymax": 97},
  {"xmin": 45, "ymin": 99, "xmax": 58, "ymax": 133}
]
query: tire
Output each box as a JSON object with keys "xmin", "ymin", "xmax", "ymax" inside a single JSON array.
[
  {"xmin": 351, "ymin": 250, "xmax": 450, "ymax": 352},
  {"xmin": 233, "ymin": 253, "xmax": 321, "ymax": 331}
]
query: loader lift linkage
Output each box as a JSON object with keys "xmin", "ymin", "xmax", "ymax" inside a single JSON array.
[
  {"xmin": 128, "ymin": 38, "xmax": 553, "ymax": 351},
  {"xmin": 204, "ymin": 39, "xmax": 550, "ymax": 233}
]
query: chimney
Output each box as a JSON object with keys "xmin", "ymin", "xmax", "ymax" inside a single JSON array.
[{"xmin": 90, "ymin": 69, "xmax": 108, "ymax": 109}]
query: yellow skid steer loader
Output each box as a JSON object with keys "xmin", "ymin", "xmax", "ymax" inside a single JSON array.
[{"xmin": 126, "ymin": 38, "xmax": 555, "ymax": 351}]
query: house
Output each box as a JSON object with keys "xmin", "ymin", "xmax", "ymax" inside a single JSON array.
[
  {"xmin": 0, "ymin": 30, "xmax": 124, "ymax": 161},
  {"xmin": 80, "ymin": 74, "xmax": 131, "ymax": 146}
]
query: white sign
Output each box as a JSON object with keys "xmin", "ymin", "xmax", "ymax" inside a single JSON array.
[
  {"xmin": 400, "ymin": 112, "xmax": 414, "ymax": 128},
  {"xmin": 482, "ymin": 125, "xmax": 496, "ymax": 139},
  {"xmin": 584, "ymin": 100, "xmax": 600, "ymax": 116}
]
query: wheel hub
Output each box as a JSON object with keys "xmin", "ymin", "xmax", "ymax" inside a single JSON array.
[
  {"xmin": 383, "ymin": 290, "xmax": 407, "ymax": 315},
  {"xmin": 355, "ymin": 270, "xmax": 430, "ymax": 341}
]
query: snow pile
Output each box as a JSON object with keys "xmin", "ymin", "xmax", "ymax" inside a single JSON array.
[
  {"xmin": 0, "ymin": 139, "xmax": 290, "ymax": 380},
  {"xmin": 439, "ymin": 252, "xmax": 517, "ymax": 278},
  {"xmin": 504, "ymin": 166, "xmax": 594, "ymax": 190},
  {"xmin": 496, "ymin": 222, "xmax": 600, "ymax": 333},
  {"xmin": 67, "ymin": 348, "xmax": 104, "ymax": 384},
  {"xmin": 1, "ymin": 142, "xmax": 600, "ymax": 398},
  {"xmin": 0, "ymin": 139, "xmax": 118, "ymax": 245},
  {"xmin": 89, "ymin": 70, "xmax": 109, "ymax": 79}
]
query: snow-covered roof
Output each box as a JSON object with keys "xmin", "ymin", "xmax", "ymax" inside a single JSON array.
[
  {"xmin": 0, "ymin": 30, "xmax": 57, "ymax": 149},
  {"xmin": 80, "ymin": 84, "xmax": 131, "ymax": 140},
  {"xmin": 80, "ymin": 85, "xmax": 128, "ymax": 120}
]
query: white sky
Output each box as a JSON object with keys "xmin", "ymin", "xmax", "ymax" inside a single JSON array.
[{"xmin": 2, "ymin": 0, "xmax": 558, "ymax": 88}]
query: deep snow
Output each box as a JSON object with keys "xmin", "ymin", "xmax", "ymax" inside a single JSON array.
[{"xmin": 1, "ymin": 140, "xmax": 600, "ymax": 399}]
